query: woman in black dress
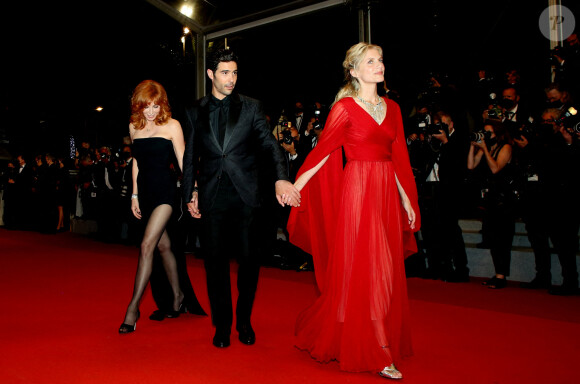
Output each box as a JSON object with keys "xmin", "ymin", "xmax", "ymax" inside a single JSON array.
[
  {"xmin": 119, "ymin": 80, "xmax": 191, "ymax": 333},
  {"xmin": 467, "ymin": 119, "xmax": 515, "ymax": 289}
]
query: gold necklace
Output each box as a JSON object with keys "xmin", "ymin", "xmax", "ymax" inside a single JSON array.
[{"xmin": 356, "ymin": 95, "xmax": 385, "ymax": 123}]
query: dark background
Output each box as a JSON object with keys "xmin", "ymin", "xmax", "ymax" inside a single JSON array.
[{"xmin": 1, "ymin": 0, "xmax": 578, "ymax": 159}]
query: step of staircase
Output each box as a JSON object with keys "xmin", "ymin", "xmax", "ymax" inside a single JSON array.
[{"xmin": 458, "ymin": 219, "xmax": 580, "ymax": 286}]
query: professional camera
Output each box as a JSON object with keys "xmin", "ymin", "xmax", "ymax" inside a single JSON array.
[
  {"xmin": 425, "ymin": 121, "xmax": 449, "ymax": 137},
  {"xmin": 508, "ymin": 121, "xmax": 535, "ymax": 141},
  {"xmin": 411, "ymin": 113, "xmax": 430, "ymax": 134},
  {"xmin": 469, "ymin": 130, "xmax": 493, "ymax": 142},
  {"xmin": 280, "ymin": 129, "xmax": 294, "ymax": 145},
  {"xmin": 486, "ymin": 92, "xmax": 503, "ymax": 120},
  {"xmin": 311, "ymin": 108, "xmax": 323, "ymax": 130},
  {"xmin": 556, "ymin": 106, "xmax": 578, "ymax": 125},
  {"xmin": 555, "ymin": 107, "xmax": 580, "ymax": 135}
]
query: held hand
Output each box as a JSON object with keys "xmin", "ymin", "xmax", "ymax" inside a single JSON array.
[
  {"xmin": 187, "ymin": 192, "xmax": 201, "ymax": 218},
  {"xmin": 131, "ymin": 199, "xmax": 142, "ymax": 220},
  {"xmin": 275, "ymin": 180, "xmax": 301, "ymax": 207}
]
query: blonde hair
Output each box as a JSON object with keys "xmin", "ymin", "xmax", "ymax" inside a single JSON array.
[{"xmin": 332, "ymin": 42, "xmax": 384, "ymax": 107}]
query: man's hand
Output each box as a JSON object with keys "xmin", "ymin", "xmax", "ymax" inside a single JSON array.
[
  {"xmin": 187, "ymin": 192, "xmax": 201, "ymax": 218},
  {"xmin": 513, "ymin": 135, "xmax": 529, "ymax": 148},
  {"xmin": 281, "ymin": 141, "xmax": 296, "ymax": 155},
  {"xmin": 275, "ymin": 180, "xmax": 301, "ymax": 207},
  {"xmin": 431, "ymin": 130, "xmax": 448, "ymax": 144},
  {"xmin": 559, "ymin": 126, "xmax": 574, "ymax": 145}
]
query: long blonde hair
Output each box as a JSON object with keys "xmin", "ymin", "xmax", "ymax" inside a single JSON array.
[{"xmin": 332, "ymin": 42, "xmax": 384, "ymax": 107}]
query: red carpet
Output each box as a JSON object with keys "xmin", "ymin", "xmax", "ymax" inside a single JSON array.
[{"xmin": 1, "ymin": 228, "xmax": 579, "ymax": 384}]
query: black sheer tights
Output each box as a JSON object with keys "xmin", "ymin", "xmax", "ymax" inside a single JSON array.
[{"xmin": 122, "ymin": 204, "xmax": 183, "ymax": 325}]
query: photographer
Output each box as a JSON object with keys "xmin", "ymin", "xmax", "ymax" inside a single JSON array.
[
  {"xmin": 544, "ymin": 82, "xmax": 574, "ymax": 112},
  {"xmin": 93, "ymin": 146, "xmax": 118, "ymax": 242},
  {"xmin": 417, "ymin": 111, "xmax": 470, "ymax": 282},
  {"xmin": 277, "ymin": 125, "xmax": 303, "ymax": 182},
  {"xmin": 405, "ymin": 102, "xmax": 433, "ymax": 190},
  {"xmin": 483, "ymin": 86, "xmax": 532, "ymax": 126},
  {"xmin": 467, "ymin": 119, "xmax": 516, "ymax": 289},
  {"xmin": 551, "ymin": 33, "xmax": 580, "ymax": 96},
  {"xmin": 301, "ymin": 105, "xmax": 325, "ymax": 154},
  {"xmin": 517, "ymin": 108, "xmax": 580, "ymax": 295}
]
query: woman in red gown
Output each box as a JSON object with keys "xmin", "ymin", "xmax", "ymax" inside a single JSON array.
[{"xmin": 287, "ymin": 42, "xmax": 420, "ymax": 379}]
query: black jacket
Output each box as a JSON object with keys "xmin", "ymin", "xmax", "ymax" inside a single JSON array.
[{"xmin": 182, "ymin": 93, "xmax": 289, "ymax": 212}]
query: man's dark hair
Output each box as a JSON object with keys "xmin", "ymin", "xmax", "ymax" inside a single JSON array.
[{"xmin": 207, "ymin": 48, "xmax": 238, "ymax": 73}]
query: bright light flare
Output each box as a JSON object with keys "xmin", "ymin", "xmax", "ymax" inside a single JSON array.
[{"xmin": 180, "ymin": 4, "xmax": 193, "ymax": 18}]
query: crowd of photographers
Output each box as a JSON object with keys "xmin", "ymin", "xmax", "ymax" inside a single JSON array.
[{"xmin": 401, "ymin": 33, "xmax": 580, "ymax": 295}]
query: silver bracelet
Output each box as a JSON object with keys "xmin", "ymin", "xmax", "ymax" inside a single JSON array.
[{"xmin": 131, "ymin": 194, "xmax": 139, "ymax": 200}]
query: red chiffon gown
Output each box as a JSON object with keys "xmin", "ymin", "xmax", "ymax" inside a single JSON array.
[{"xmin": 287, "ymin": 96, "xmax": 420, "ymax": 372}]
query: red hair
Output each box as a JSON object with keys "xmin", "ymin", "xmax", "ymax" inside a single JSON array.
[{"xmin": 130, "ymin": 80, "xmax": 171, "ymax": 130}]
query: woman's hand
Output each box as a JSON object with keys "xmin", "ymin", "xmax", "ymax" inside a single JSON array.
[
  {"xmin": 472, "ymin": 139, "xmax": 487, "ymax": 150},
  {"xmin": 131, "ymin": 198, "xmax": 142, "ymax": 219},
  {"xmin": 402, "ymin": 197, "xmax": 416, "ymax": 230}
]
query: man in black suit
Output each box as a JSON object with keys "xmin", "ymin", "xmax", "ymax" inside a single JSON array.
[
  {"xmin": 182, "ymin": 48, "xmax": 300, "ymax": 348},
  {"xmin": 291, "ymin": 101, "xmax": 307, "ymax": 135},
  {"xmin": 418, "ymin": 111, "xmax": 470, "ymax": 282},
  {"xmin": 518, "ymin": 108, "xmax": 580, "ymax": 295},
  {"xmin": 8, "ymin": 155, "xmax": 34, "ymax": 230}
]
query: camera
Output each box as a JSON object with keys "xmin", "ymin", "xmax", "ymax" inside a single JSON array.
[
  {"xmin": 425, "ymin": 122, "xmax": 449, "ymax": 137},
  {"xmin": 469, "ymin": 130, "xmax": 493, "ymax": 142},
  {"xmin": 508, "ymin": 122, "xmax": 535, "ymax": 141},
  {"xmin": 280, "ymin": 129, "xmax": 294, "ymax": 145},
  {"xmin": 556, "ymin": 106, "xmax": 578, "ymax": 125},
  {"xmin": 312, "ymin": 109, "xmax": 323, "ymax": 130},
  {"xmin": 485, "ymin": 92, "xmax": 503, "ymax": 120},
  {"xmin": 487, "ymin": 107, "xmax": 502, "ymax": 120},
  {"xmin": 556, "ymin": 107, "xmax": 580, "ymax": 135}
]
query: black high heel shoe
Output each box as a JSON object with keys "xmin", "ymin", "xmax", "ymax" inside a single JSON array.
[
  {"xmin": 119, "ymin": 310, "xmax": 140, "ymax": 334},
  {"xmin": 166, "ymin": 303, "xmax": 186, "ymax": 319}
]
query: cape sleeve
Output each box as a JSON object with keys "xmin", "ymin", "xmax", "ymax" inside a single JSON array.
[
  {"xmin": 389, "ymin": 99, "xmax": 421, "ymax": 258},
  {"xmin": 286, "ymin": 101, "xmax": 349, "ymax": 292}
]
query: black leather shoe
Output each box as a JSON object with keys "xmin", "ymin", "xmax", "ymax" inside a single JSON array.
[
  {"xmin": 149, "ymin": 309, "xmax": 166, "ymax": 321},
  {"xmin": 520, "ymin": 277, "xmax": 551, "ymax": 290},
  {"xmin": 213, "ymin": 328, "xmax": 231, "ymax": 348},
  {"xmin": 237, "ymin": 323, "xmax": 256, "ymax": 345},
  {"xmin": 549, "ymin": 285, "xmax": 579, "ymax": 296}
]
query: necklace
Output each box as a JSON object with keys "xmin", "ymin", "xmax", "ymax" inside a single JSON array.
[{"xmin": 356, "ymin": 95, "xmax": 385, "ymax": 123}]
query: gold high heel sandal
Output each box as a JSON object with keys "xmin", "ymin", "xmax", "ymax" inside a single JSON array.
[{"xmin": 378, "ymin": 364, "xmax": 403, "ymax": 380}]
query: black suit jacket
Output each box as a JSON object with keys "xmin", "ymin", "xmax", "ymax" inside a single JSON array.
[{"xmin": 182, "ymin": 93, "xmax": 289, "ymax": 212}]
